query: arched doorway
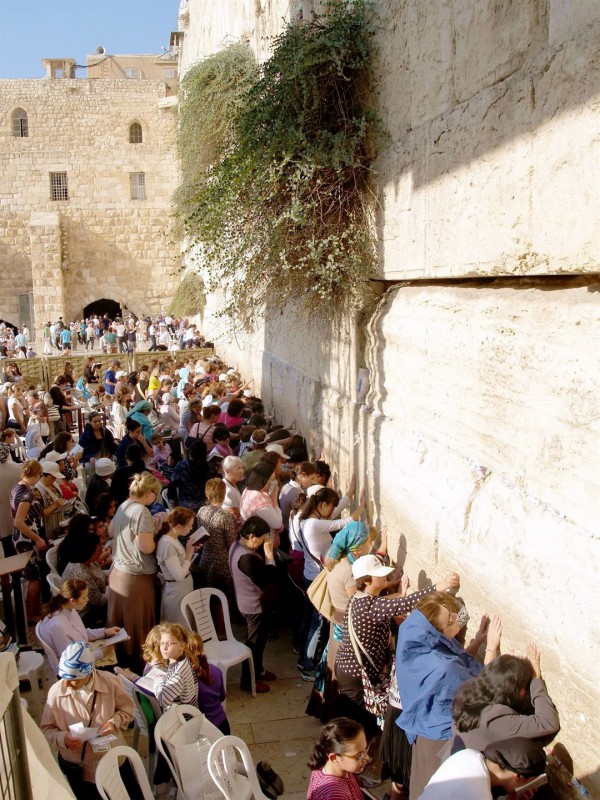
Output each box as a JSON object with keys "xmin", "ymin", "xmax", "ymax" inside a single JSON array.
[
  {"xmin": 0, "ymin": 320, "xmax": 18, "ymax": 333},
  {"xmin": 83, "ymin": 299, "xmax": 121, "ymax": 319}
]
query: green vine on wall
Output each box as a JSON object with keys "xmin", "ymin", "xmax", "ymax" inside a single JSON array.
[{"xmin": 176, "ymin": 1, "xmax": 380, "ymax": 328}]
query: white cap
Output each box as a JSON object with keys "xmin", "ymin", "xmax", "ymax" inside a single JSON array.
[
  {"xmin": 306, "ymin": 484, "xmax": 322, "ymax": 498},
  {"xmin": 351, "ymin": 554, "xmax": 394, "ymax": 580},
  {"xmin": 44, "ymin": 450, "xmax": 65, "ymax": 463},
  {"xmin": 265, "ymin": 443, "xmax": 290, "ymax": 460},
  {"xmin": 40, "ymin": 461, "xmax": 62, "ymax": 479},
  {"xmin": 95, "ymin": 457, "xmax": 116, "ymax": 477},
  {"xmin": 219, "ymin": 373, "xmax": 228, "ymax": 382}
]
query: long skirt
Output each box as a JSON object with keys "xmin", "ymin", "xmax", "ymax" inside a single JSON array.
[
  {"xmin": 108, "ymin": 568, "xmax": 156, "ymax": 672},
  {"xmin": 380, "ymin": 704, "xmax": 412, "ymax": 791},
  {"xmin": 408, "ymin": 736, "xmax": 445, "ymax": 800},
  {"xmin": 161, "ymin": 575, "xmax": 193, "ymax": 626}
]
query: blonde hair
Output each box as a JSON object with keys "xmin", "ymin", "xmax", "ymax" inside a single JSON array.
[
  {"xmin": 205, "ymin": 478, "xmax": 226, "ymax": 505},
  {"xmin": 142, "ymin": 625, "xmax": 165, "ymax": 666},
  {"xmin": 157, "ymin": 623, "xmax": 200, "ymax": 676},
  {"xmin": 129, "ymin": 471, "xmax": 162, "ymax": 499},
  {"xmin": 416, "ymin": 591, "xmax": 459, "ymax": 632},
  {"xmin": 21, "ymin": 459, "xmax": 43, "ymax": 478}
]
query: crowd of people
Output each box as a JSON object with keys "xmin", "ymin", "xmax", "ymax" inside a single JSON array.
[{"xmin": 0, "ymin": 344, "xmax": 561, "ymax": 800}]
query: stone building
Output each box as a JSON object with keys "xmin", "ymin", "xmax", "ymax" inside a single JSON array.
[
  {"xmin": 0, "ymin": 55, "xmax": 181, "ymax": 333},
  {"xmin": 179, "ymin": 0, "xmax": 600, "ymax": 788}
]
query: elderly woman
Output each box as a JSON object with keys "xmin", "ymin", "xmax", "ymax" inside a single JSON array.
[
  {"xmin": 35, "ymin": 460, "xmax": 68, "ymax": 542},
  {"xmin": 41, "ymin": 641, "xmax": 134, "ymax": 798},
  {"xmin": 395, "ymin": 592, "xmax": 501, "ymax": 799},
  {"xmin": 10, "ymin": 459, "xmax": 48, "ymax": 620},
  {"xmin": 126, "ymin": 400, "xmax": 154, "ymax": 443},
  {"xmin": 62, "ymin": 534, "xmax": 109, "ymax": 627},
  {"xmin": 107, "ymin": 471, "xmax": 162, "ymax": 672},
  {"xmin": 195, "ymin": 478, "xmax": 239, "ymax": 606},
  {"xmin": 159, "ymin": 391, "xmax": 180, "ymax": 429}
]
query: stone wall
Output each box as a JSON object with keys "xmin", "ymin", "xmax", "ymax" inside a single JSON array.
[
  {"xmin": 0, "ymin": 77, "xmax": 181, "ymax": 331},
  {"xmin": 182, "ymin": 0, "xmax": 600, "ymax": 788}
]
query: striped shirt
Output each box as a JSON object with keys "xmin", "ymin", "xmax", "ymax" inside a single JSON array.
[
  {"xmin": 154, "ymin": 657, "xmax": 199, "ymax": 710},
  {"xmin": 307, "ymin": 769, "xmax": 363, "ymax": 800}
]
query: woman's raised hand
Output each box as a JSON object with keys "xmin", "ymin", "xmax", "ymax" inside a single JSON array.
[
  {"xmin": 346, "ymin": 472, "xmax": 357, "ymax": 499},
  {"xmin": 486, "ymin": 614, "xmax": 502, "ymax": 650},
  {"xmin": 436, "ymin": 572, "xmax": 460, "ymax": 592},
  {"xmin": 400, "ymin": 574, "xmax": 410, "ymax": 597},
  {"xmin": 527, "ymin": 642, "xmax": 542, "ymax": 679}
]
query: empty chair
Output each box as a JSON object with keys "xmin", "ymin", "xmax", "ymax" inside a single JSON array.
[
  {"xmin": 35, "ymin": 619, "xmax": 59, "ymax": 672},
  {"xmin": 114, "ymin": 668, "xmax": 161, "ymax": 786},
  {"xmin": 96, "ymin": 745, "xmax": 154, "ymax": 800},
  {"xmin": 17, "ymin": 650, "xmax": 45, "ymax": 719},
  {"xmin": 181, "ymin": 588, "xmax": 255, "ymax": 697},
  {"xmin": 45, "ymin": 545, "xmax": 60, "ymax": 575},
  {"xmin": 46, "ymin": 571, "xmax": 62, "ymax": 596},
  {"xmin": 208, "ymin": 736, "xmax": 272, "ymax": 800}
]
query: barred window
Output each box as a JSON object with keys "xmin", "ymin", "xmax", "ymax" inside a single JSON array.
[
  {"xmin": 11, "ymin": 108, "xmax": 29, "ymax": 137},
  {"xmin": 129, "ymin": 122, "xmax": 143, "ymax": 143},
  {"xmin": 125, "ymin": 67, "xmax": 138, "ymax": 79},
  {"xmin": 163, "ymin": 68, "xmax": 176, "ymax": 78},
  {"xmin": 130, "ymin": 172, "xmax": 146, "ymax": 200},
  {"xmin": 50, "ymin": 172, "xmax": 68, "ymax": 201}
]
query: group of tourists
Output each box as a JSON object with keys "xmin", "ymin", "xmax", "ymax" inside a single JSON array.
[{"xmin": 0, "ymin": 343, "xmax": 560, "ymax": 800}]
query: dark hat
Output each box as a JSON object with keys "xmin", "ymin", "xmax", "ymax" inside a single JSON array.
[{"xmin": 483, "ymin": 738, "xmax": 547, "ymax": 777}]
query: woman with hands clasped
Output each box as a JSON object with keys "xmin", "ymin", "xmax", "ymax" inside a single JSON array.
[
  {"xmin": 156, "ymin": 506, "xmax": 202, "ymax": 626},
  {"xmin": 450, "ymin": 641, "xmax": 560, "ymax": 752},
  {"xmin": 41, "ymin": 641, "xmax": 134, "ymax": 799}
]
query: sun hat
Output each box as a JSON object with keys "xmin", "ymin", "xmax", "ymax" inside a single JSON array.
[
  {"xmin": 115, "ymin": 370, "xmax": 127, "ymax": 378},
  {"xmin": 40, "ymin": 461, "xmax": 62, "ymax": 480},
  {"xmin": 44, "ymin": 450, "xmax": 65, "ymax": 463},
  {"xmin": 352, "ymin": 554, "xmax": 395, "ymax": 580},
  {"xmin": 58, "ymin": 641, "xmax": 95, "ymax": 680},
  {"xmin": 95, "ymin": 457, "xmax": 116, "ymax": 477},
  {"xmin": 219, "ymin": 373, "xmax": 228, "ymax": 382},
  {"xmin": 265, "ymin": 443, "xmax": 290, "ymax": 460}
]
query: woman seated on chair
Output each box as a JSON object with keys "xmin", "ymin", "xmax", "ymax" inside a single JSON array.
[
  {"xmin": 41, "ymin": 641, "xmax": 135, "ymax": 800},
  {"xmin": 38, "ymin": 578, "xmax": 120, "ymax": 666},
  {"xmin": 62, "ymin": 533, "xmax": 109, "ymax": 627}
]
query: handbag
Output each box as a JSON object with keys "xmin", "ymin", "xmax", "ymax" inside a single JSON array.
[
  {"xmin": 347, "ymin": 597, "xmax": 392, "ymax": 728},
  {"xmin": 306, "ymin": 566, "xmax": 335, "ymax": 622}
]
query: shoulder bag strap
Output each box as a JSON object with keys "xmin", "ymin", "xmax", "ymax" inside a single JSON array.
[
  {"xmin": 297, "ymin": 520, "xmax": 322, "ymax": 569},
  {"xmin": 80, "ymin": 690, "xmax": 98, "ymax": 761}
]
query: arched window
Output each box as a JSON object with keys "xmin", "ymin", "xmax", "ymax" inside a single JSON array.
[
  {"xmin": 129, "ymin": 122, "xmax": 143, "ymax": 143},
  {"xmin": 11, "ymin": 108, "xmax": 29, "ymax": 138}
]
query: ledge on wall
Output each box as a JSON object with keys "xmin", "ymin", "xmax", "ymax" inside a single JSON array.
[{"xmin": 158, "ymin": 96, "xmax": 178, "ymax": 109}]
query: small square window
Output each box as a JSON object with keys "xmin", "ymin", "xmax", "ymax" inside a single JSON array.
[
  {"xmin": 130, "ymin": 172, "xmax": 146, "ymax": 200},
  {"xmin": 125, "ymin": 67, "xmax": 138, "ymax": 79},
  {"xmin": 163, "ymin": 68, "xmax": 176, "ymax": 78},
  {"xmin": 50, "ymin": 172, "xmax": 68, "ymax": 201}
]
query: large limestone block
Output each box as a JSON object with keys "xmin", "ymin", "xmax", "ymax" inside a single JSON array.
[{"xmin": 366, "ymin": 280, "xmax": 600, "ymax": 534}]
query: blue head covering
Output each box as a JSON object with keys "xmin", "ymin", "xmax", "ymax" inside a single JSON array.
[
  {"xmin": 76, "ymin": 378, "xmax": 91, "ymax": 399},
  {"xmin": 58, "ymin": 641, "xmax": 95, "ymax": 680},
  {"xmin": 327, "ymin": 520, "xmax": 369, "ymax": 564},
  {"xmin": 127, "ymin": 400, "xmax": 152, "ymax": 418}
]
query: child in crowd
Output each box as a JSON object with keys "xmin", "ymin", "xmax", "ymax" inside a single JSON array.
[
  {"xmin": 153, "ymin": 623, "xmax": 199, "ymax": 710},
  {"xmin": 307, "ymin": 718, "xmax": 368, "ymax": 800},
  {"xmin": 149, "ymin": 432, "xmax": 172, "ymax": 468},
  {"xmin": 187, "ymin": 631, "xmax": 230, "ymax": 734}
]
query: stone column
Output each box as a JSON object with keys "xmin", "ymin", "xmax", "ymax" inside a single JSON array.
[{"xmin": 29, "ymin": 211, "xmax": 65, "ymax": 329}]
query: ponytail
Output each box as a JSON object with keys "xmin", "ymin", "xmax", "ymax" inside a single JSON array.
[
  {"xmin": 299, "ymin": 487, "xmax": 339, "ymax": 522},
  {"xmin": 307, "ymin": 717, "xmax": 364, "ymax": 770}
]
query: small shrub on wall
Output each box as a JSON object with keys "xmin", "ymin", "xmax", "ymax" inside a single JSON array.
[{"xmin": 178, "ymin": 0, "xmax": 379, "ymax": 329}]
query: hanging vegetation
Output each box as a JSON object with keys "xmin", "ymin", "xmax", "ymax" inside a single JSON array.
[
  {"xmin": 177, "ymin": 0, "xmax": 379, "ymax": 328},
  {"xmin": 168, "ymin": 271, "xmax": 206, "ymax": 317}
]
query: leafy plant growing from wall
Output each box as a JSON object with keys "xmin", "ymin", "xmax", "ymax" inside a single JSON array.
[
  {"xmin": 178, "ymin": 0, "xmax": 379, "ymax": 328},
  {"xmin": 168, "ymin": 271, "xmax": 206, "ymax": 317}
]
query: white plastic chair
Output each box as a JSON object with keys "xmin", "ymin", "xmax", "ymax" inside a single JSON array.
[
  {"xmin": 114, "ymin": 668, "xmax": 161, "ymax": 786},
  {"xmin": 45, "ymin": 545, "xmax": 60, "ymax": 575},
  {"xmin": 181, "ymin": 588, "xmax": 255, "ymax": 697},
  {"xmin": 17, "ymin": 650, "xmax": 45, "ymax": 719},
  {"xmin": 46, "ymin": 571, "xmax": 62, "ymax": 596},
  {"xmin": 96, "ymin": 745, "xmax": 154, "ymax": 800},
  {"xmin": 35, "ymin": 620, "xmax": 59, "ymax": 672},
  {"xmin": 161, "ymin": 486, "xmax": 173, "ymax": 510},
  {"xmin": 208, "ymin": 736, "xmax": 272, "ymax": 800},
  {"xmin": 154, "ymin": 704, "xmax": 223, "ymax": 800}
]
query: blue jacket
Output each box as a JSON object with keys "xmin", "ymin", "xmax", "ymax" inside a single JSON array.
[{"xmin": 395, "ymin": 609, "xmax": 482, "ymax": 743}]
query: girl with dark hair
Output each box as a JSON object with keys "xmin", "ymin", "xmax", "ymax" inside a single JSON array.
[
  {"xmin": 450, "ymin": 647, "xmax": 560, "ymax": 752},
  {"xmin": 170, "ymin": 439, "xmax": 209, "ymax": 512},
  {"xmin": 240, "ymin": 461, "xmax": 284, "ymax": 544},
  {"xmin": 307, "ymin": 717, "xmax": 368, "ymax": 800},
  {"xmin": 297, "ymin": 485, "xmax": 365, "ymax": 681},
  {"xmin": 229, "ymin": 516, "xmax": 278, "ymax": 693},
  {"xmin": 219, "ymin": 398, "xmax": 246, "ymax": 429}
]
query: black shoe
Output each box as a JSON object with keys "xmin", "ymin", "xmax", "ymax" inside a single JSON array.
[
  {"xmin": 257, "ymin": 762, "xmax": 284, "ymax": 796},
  {"xmin": 256, "ymin": 771, "xmax": 278, "ymax": 799}
]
